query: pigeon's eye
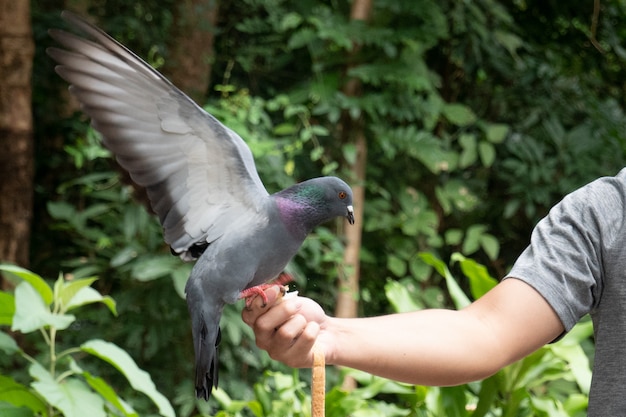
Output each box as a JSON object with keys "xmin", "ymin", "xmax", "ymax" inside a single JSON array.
[{"xmin": 338, "ymin": 191, "xmax": 347, "ymax": 199}]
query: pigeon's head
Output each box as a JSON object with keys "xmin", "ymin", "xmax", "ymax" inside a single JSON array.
[
  {"xmin": 275, "ymin": 176, "xmax": 355, "ymax": 231},
  {"xmin": 314, "ymin": 176, "xmax": 355, "ymax": 225}
]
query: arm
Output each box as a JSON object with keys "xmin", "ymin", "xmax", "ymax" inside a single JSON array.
[{"xmin": 242, "ymin": 278, "xmax": 564, "ymax": 386}]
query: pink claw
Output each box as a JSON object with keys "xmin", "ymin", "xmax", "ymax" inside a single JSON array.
[{"xmin": 239, "ymin": 272, "xmax": 294, "ymax": 308}]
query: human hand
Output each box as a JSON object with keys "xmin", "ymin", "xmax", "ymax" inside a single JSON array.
[{"xmin": 241, "ymin": 285, "xmax": 330, "ymax": 368}]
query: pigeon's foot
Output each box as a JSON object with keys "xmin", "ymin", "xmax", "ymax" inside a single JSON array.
[
  {"xmin": 272, "ymin": 272, "xmax": 294, "ymax": 287},
  {"xmin": 240, "ymin": 273, "xmax": 293, "ymax": 309}
]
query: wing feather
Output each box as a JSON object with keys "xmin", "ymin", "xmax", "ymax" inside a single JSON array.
[{"xmin": 48, "ymin": 11, "xmax": 269, "ymax": 259}]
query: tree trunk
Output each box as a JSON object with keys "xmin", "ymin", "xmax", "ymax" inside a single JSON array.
[
  {"xmin": 335, "ymin": 112, "xmax": 367, "ymax": 320},
  {"xmin": 0, "ymin": 0, "xmax": 35, "ymax": 275},
  {"xmin": 334, "ymin": 0, "xmax": 371, "ymax": 319},
  {"xmin": 163, "ymin": 0, "xmax": 219, "ymax": 103},
  {"xmin": 334, "ymin": 0, "xmax": 372, "ymax": 390}
]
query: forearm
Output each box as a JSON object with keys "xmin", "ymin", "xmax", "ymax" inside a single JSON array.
[
  {"xmin": 243, "ymin": 279, "xmax": 563, "ymax": 385},
  {"xmin": 326, "ymin": 309, "xmax": 504, "ymax": 386}
]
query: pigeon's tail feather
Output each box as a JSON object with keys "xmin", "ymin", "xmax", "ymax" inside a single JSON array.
[
  {"xmin": 194, "ymin": 325, "xmax": 221, "ymax": 400},
  {"xmin": 187, "ymin": 277, "xmax": 224, "ymax": 402}
]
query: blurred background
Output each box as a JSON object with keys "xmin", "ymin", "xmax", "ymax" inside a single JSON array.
[{"xmin": 1, "ymin": 0, "xmax": 625, "ymax": 416}]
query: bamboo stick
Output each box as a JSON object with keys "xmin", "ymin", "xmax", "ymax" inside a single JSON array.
[{"xmin": 312, "ymin": 346, "xmax": 325, "ymax": 417}]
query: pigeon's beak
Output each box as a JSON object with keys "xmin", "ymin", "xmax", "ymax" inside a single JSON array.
[{"xmin": 346, "ymin": 205, "xmax": 355, "ymax": 225}]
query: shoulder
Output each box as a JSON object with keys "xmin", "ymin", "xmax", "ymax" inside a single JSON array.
[
  {"xmin": 507, "ymin": 169, "xmax": 626, "ymax": 330},
  {"xmin": 561, "ymin": 168, "xmax": 626, "ymax": 221},
  {"xmin": 543, "ymin": 169, "xmax": 626, "ymax": 250}
]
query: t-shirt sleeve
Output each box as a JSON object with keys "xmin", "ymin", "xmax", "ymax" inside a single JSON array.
[{"xmin": 505, "ymin": 171, "xmax": 626, "ymax": 332}]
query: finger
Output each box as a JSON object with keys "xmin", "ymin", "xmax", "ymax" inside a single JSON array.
[
  {"xmin": 255, "ymin": 304, "xmax": 308, "ymax": 353},
  {"xmin": 273, "ymin": 313, "xmax": 308, "ymax": 348},
  {"xmin": 272, "ymin": 321, "xmax": 320, "ymax": 368},
  {"xmin": 253, "ymin": 297, "xmax": 303, "ymax": 336}
]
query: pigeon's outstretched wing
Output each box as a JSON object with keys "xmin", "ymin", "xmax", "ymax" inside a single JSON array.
[{"xmin": 47, "ymin": 11, "xmax": 269, "ymax": 259}]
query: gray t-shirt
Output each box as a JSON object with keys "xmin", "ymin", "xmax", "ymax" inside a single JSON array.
[{"xmin": 506, "ymin": 168, "xmax": 626, "ymax": 416}]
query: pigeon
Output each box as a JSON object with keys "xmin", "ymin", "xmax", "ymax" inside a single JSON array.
[{"xmin": 47, "ymin": 11, "xmax": 355, "ymax": 401}]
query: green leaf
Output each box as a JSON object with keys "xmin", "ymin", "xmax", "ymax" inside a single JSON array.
[
  {"xmin": 549, "ymin": 343, "xmax": 591, "ymax": 394},
  {"xmin": 287, "ymin": 27, "xmax": 316, "ymax": 50},
  {"xmin": 385, "ymin": 280, "xmax": 423, "ymax": 313},
  {"xmin": 451, "ymin": 253, "xmax": 497, "ymax": 299},
  {"xmin": 412, "ymin": 143, "xmax": 458, "ymax": 174},
  {"xmin": 0, "ymin": 402, "xmax": 35, "ymax": 417},
  {"xmin": 58, "ymin": 277, "xmax": 93, "ymax": 306},
  {"xmin": 439, "ymin": 385, "xmax": 468, "ymax": 417},
  {"xmin": 342, "ymin": 143, "xmax": 357, "ymax": 165},
  {"xmin": 409, "ymin": 256, "xmax": 431, "ymax": 282},
  {"xmin": 0, "ymin": 403, "xmax": 33, "ymax": 417},
  {"xmin": 0, "ymin": 292, "xmax": 15, "ymax": 325},
  {"xmin": 387, "ymin": 255, "xmax": 406, "ymax": 277},
  {"xmin": 110, "ymin": 246, "xmax": 139, "ymax": 268},
  {"xmin": 211, "ymin": 387, "xmax": 249, "ymax": 413},
  {"xmin": 284, "ymin": 159, "xmax": 295, "ymax": 175},
  {"xmin": 57, "ymin": 276, "xmax": 97, "ymax": 310},
  {"xmin": 461, "ymin": 224, "xmax": 488, "ymax": 255},
  {"xmin": 407, "ymin": 133, "xmax": 458, "ymax": 174},
  {"xmin": 561, "ymin": 316, "xmax": 593, "ymax": 344},
  {"xmin": 81, "ymin": 339, "xmax": 175, "ymax": 417},
  {"xmin": 458, "ymin": 133, "xmax": 477, "ymax": 168},
  {"xmin": 419, "ymin": 253, "xmax": 470, "ymax": 309},
  {"xmin": 472, "ymin": 374, "xmax": 499, "ymax": 417},
  {"xmin": 30, "ymin": 363, "xmax": 105, "ymax": 417},
  {"xmin": 12, "ymin": 282, "xmax": 75, "ymax": 333},
  {"xmin": 0, "ymin": 265, "xmax": 53, "ymax": 305},
  {"xmin": 0, "ymin": 375, "xmax": 46, "ymax": 415},
  {"xmin": 444, "ymin": 229, "xmax": 463, "ymax": 246},
  {"xmin": 484, "ymin": 123, "xmax": 509, "ymax": 143},
  {"xmin": 80, "ymin": 204, "xmax": 113, "ymax": 222},
  {"xmin": 82, "ymin": 373, "xmax": 138, "ymax": 417},
  {"xmin": 478, "ymin": 141, "xmax": 496, "ymax": 167},
  {"xmin": 435, "ymin": 182, "xmax": 479, "ymax": 215},
  {"xmin": 46, "ymin": 201, "xmax": 76, "ymax": 221},
  {"xmin": 479, "ymin": 234, "xmax": 500, "ymax": 260},
  {"xmin": 310, "ymin": 146, "xmax": 324, "ymax": 161},
  {"xmin": 130, "ymin": 256, "xmax": 179, "ymax": 282},
  {"xmin": 272, "ymin": 122, "xmax": 297, "ymax": 136},
  {"xmin": 494, "ymin": 30, "xmax": 524, "ymax": 57},
  {"xmin": 326, "ymin": 387, "xmax": 359, "ymax": 417},
  {"xmin": 0, "ymin": 331, "xmax": 19, "ymax": 355},
  {"xmin": 345, "ymin": 368, "xmax": 413, "ymax": 398},
  {"xmin": 66, "ymin": 287, "xmax": 117, "ymax": 316},
  {"xmin": 52, "ymin": 276, "xmax": 117, "ymax": 316},
  {"xmin": 563, "ymin": 393, "xmax": 588, "ymax": 415},
  {"xmin": 253, "ymin": 382, "xmax": 271, "ymax": 415},
  {"xmin": 310, "ymin": 125, "xmax": 329, "ymax": 136},
  {"xmin": 280, "ymin": 12, "xmax": 302, "ymax": 31},
  {"xmin": 442, "ymin": 103, "xmax": 476, "ymax": 127},
  {"xmin": 170, "ymin": 263, "xmax": 192, "ymax": 299},
  {"xmin": 321, "ymin": 161, "xmax": 338, "ymax": 175}
]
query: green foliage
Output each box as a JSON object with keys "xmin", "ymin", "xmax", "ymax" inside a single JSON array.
[
  {"xmin": 0, "ymin": 265, "xmax": 173, "ymax": 417},
  {"xmin": 0, "ymin": 260, "xmax": 592, "ymax": 416},
  {"xmin": 30, "ymin": 0, "xmax": 625, "ymax": 415}
]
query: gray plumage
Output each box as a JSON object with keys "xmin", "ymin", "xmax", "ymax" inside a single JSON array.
[{"xmin": 47, "ymin": 11, "xmax": 355, "ymax": 401}]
